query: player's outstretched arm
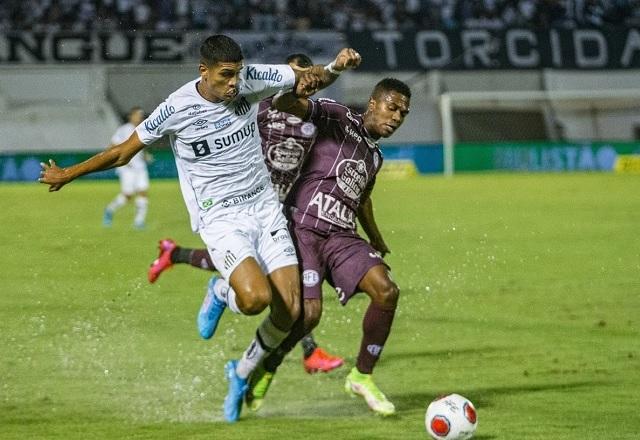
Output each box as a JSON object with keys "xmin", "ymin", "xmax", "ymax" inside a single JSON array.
[
  {"xmin": 357, "ymin": 194, "xmax": 390, "ymax": 257},
  {"xmin": 292, "ymin": 48, "xmax": 361, "ymax": 94},
  {"xmin": 39, "ymin": 132, "xmax": 146, "ymax": 192}
]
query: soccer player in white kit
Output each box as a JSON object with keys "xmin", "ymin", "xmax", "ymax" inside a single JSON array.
[
  {"xmin": 102, "ymin": 106, "xmax": 149, "ymax": 229},
  {"xmin": 39, "ymin": 34, "xmax": 361, "ymax": 423}
]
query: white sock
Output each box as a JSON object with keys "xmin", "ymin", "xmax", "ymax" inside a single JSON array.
[
  {"xmin": 134, "ymin": 196, "xmax": 148, "ymax": 225},
  {"xmin": 212, "ymin": 277, "xmax": 242, "ymax": 315},
  {"xmin": 235, "ymin": 317, "xmax": 289, "ymax": 379},
  {"xmin": 106, "ymin": 193, "xmax": 127, "ymax": 213}
]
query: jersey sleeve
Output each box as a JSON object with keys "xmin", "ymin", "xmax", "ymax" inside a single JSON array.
[
  {"xmin": 136, "ymin": 99, "xmax": 179, "ymax": 145},
  {"xmin": 305, "ymin": 98, "xmax": 346, "ymax": 126},
  {"xmin": 242, "ymin": 64, "xmax": 296, "ymax": 101}
]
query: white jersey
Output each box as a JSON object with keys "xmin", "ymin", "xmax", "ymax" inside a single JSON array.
[
  {"xmin": 136, "ymin": 64, "xmax": 296, "ymax": 232},
  {"xmin": 111, "ymin": 122, "xmax": 147, "ymax": 172}
]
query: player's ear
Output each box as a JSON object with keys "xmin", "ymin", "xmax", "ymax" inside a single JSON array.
[
  {"xmin": 368, "ymin": 97, "xmax": 376, "ymax": 112},
  {"xmin": 198, "ymin": 63, "xmax": 208, "ymax": 78}
]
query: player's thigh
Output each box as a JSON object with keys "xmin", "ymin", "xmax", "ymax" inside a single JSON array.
[
  {"xmin": 291, "ymin": 224, "xmax": 326, "ymax": 303},
  {"xmin": 199, "ymin": 214, "xmax": 260, "ymax": 282},
  {"xmin": 326, "ymin": 232, "xmax": 390, "ymax": 305},
  {"xmin": 228, "ymin": 257, "xmax": 271, "ymax": 312}
]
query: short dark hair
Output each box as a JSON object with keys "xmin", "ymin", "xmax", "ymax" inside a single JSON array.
[
  {"xmin": 371, "ymin": 78, "xmax": 411, "ymax": 100},
  {"xmin": 286, "ymin": 53, "xmax": 313, "ymax": 69},
  {"xmin": 200, "ymin": 34, "xmax": 244, "ymax": 66}
]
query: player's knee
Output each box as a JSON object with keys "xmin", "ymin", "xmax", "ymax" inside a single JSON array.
[
  {"xmin": 237, "ymin": 287, "xmax": 271, "ymax": 315},
  {"xmin": 303, "ymin": 300, "xmax": 322, "ymax": 332},
  {"xmin": 375, "ymin": 280, "xmax": 400, "ymax": 308}
]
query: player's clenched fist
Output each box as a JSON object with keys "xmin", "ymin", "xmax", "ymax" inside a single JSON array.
[
  {"xmin": 295, "ymin": 72, "xmax": 321, "ymax": 98},
  {"xmin": 332, "ymin": 48, "xmax": 362, "ymax": 72}
]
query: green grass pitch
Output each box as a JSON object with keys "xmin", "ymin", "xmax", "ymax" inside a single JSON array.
[{"xmin": 1, "ymin": 173, "xmax": 639, "ymax": 439}]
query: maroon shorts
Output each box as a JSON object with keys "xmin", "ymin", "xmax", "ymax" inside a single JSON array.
[{"xmin": 292, "ymin": 222, "xmax": 388, "ymax": 305}]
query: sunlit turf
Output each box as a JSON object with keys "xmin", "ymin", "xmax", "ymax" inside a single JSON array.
[{"xmin": 1, "ymin": 173, "xmax": 639, "ymax": 439}]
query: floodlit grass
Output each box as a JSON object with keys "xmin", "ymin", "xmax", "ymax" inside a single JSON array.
[{"xmin": 1, "ymin": 173, "xmax": 639, "ymax": 439}]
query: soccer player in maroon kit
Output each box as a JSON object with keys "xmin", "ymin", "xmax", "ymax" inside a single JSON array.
[
  {"xmin": 245, "ymin": 77, "xmax": 411, "ymax": 416},
  {"xmin": 148, "ymin": 54, "xmax": 344, "ymax": 375}
]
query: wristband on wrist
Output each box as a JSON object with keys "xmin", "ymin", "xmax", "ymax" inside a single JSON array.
[{"xmin": 324, "ymin": 61, "xmax": 341, "ymax": 75}]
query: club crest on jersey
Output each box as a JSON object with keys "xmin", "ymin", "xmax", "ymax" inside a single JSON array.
[
  {"xmin": 234, "ymin": 97, "xmax": 251, "ymax": 116},
  {"xmin": 267, "ymin": 139, "xmax": 305, "ymax": 171},
  {"xmin": 336, "ymin": 159, "xmax": 368, "ymax": 200}
]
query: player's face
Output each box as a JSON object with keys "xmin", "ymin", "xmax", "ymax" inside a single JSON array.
[
  {"xmin": 198, "ymin": 61, "xmax": 244, "ymax": 102},
  {"xmin": 365, "ymin": 91, "xmax": 410, "ymax": 139}
]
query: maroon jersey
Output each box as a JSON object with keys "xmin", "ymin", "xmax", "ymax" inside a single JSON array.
[
  {"xmin": 286, "ymin": 98, "xmax": 383, "ymax": 233},
  {"xmin": 257, "ymin": 97, "xmax": 318, "ymax": 202}
]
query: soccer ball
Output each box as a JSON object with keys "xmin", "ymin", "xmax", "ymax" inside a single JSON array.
[{"xmin": 425, "ymin": 393, "xmax": 478, "ymax": 440}]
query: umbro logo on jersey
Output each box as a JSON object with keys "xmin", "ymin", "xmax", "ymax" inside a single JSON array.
[
  {"xmin": 193, "ymin": 119, "xmax": 207, "ymax": 126},
  {"xmin": 234, "ymin": 97, "xmax": 251, "ymax": 116}
]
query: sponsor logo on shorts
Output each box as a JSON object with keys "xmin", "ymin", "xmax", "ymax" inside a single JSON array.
[
  {"xmin": 221, "ymin": 184, "xmax": 265, "ymax": 207},
  {"xmin": 201, "ymin": 198, "xmax": 214, "ymax": 209},
  {"xmin": 283, "ymin": 246, "xmax": 296, "ymax": 256},
  {"xmin": 369, "ymin": 251, "xmax": 382, "ymax": 259},
  {"xmin": 302, "ymin": 270, "xmax": 319, "ymax": 287},
  {"xmin": 367, "ymin": 344, "xmax": 383, "ymax": 357},
  {"xmin": 335, "ymin": 286, "xmax": 346, "ymax": 303},
  {"xmin": 270, "ymin": 228, "xmax": 290, "ymax": 243},
  {"xmin": 224, "ymin": 250, "xmax": 237, "ymax": 270}
]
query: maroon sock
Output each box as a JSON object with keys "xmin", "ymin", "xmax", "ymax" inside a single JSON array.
[
  {"xmin": 189, "ymin": 249, "xmax": 215, "ymax": 271},
  {"xmin": 171, "ymin": 248, "xmax": 216, "ymax": 271},
  {"xmin": 356, "ymin": 302, "xmax": 397, "ymax": 374}
]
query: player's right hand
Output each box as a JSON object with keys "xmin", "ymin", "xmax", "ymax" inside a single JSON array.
[
  {"xmin": 333, "ymin": 48, "xmax": 362, "ymax": 72},
  {"xmin": 39, "ymin": 159, "xmax": 69, "ymax": 192}
]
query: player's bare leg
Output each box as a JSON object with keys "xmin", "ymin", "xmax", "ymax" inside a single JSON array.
[
  {"xmin": 223, "ymin": 262, "xmax": 300, "ymax": 422},
  {"xmin": 345, "ymin": 264, "xmax": 399, "ymax": 416},
  {"xmin": 133, "ymin": 190, "xmax": 148, "ymax": 229}
]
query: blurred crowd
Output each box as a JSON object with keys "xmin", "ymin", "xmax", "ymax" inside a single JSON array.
[{"xmin": 2, "ymin": 0, "xmax": 639, "ymax": 33}]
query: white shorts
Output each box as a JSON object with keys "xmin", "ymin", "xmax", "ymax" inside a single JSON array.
[
  {"xmin": 199, "ymin": 190, "xmax": 298, "ymax": 280},
  {"xmin": 118, "ymin": 168, "xmax": 149, "ymax": 195}
]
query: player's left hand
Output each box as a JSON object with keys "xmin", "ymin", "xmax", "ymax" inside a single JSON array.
[
  {"xmin": 333, "ymin": 48, "xmax": 362, "ymax": 72},
  {"xmin": 295, "ymin": 72, "xmax": 321, "ymax": 98},
  {"xmin": 39, "ymin": 159, "xmax": 69, "ymax": 192},
  {"xmin": 371, "ymin": 239, "xmax": 390, "ymax": 258}
]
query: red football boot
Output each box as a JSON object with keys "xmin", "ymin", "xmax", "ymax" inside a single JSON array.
[
  {"xmin": 303, "ymin": 347, "xmax": 344, "ymax": 374},
  {"xmin": 148, "ymin": 239, "xmax": 177, "ymax": 283}
]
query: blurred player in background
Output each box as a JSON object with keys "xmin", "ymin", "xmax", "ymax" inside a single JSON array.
[
  {"xmin": 148, "ymin": 53, "xmax": 344, "ymax": 376},
  {"xmin": 39, "ymin": 34, "xmax": 361, "ymax": 423},
  {"xmin": 243, "ymin": 77, "xmax": 411, "ymax": 417},
  {"xmin": 102, "ymin": 106, "xmax": 149, "ymax": 229}
]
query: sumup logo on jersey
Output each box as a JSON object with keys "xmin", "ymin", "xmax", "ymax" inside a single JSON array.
[
  {"xmin": 267, "ymin": 139, "xmax": 305, "ymax": 171},
  {"xmin": 336, "ymin": 159, "xmax": 368, "ymax": 200}
]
